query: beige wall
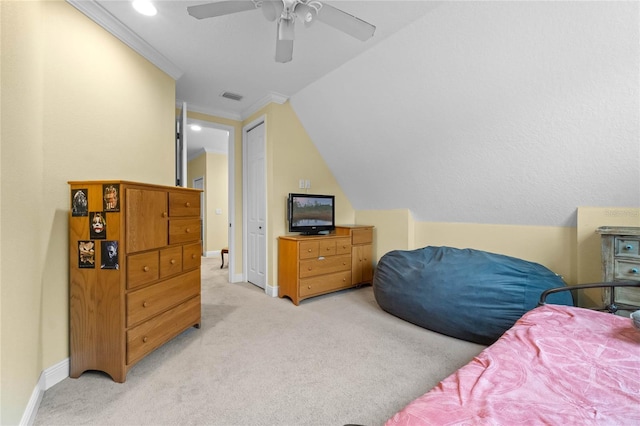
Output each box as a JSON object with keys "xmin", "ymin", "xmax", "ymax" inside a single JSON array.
[
  {"xmin": 356, "ymin": 209, "xmax": 575, "ymax": 282},
  {"xmin": 1, "ymin": 1, "xmax": 175, "ymax": 423}
]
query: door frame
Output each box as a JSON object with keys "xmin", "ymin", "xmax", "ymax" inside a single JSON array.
[
  {"xmin": 187, "ymin": 117, "xmax": 237, "ymax": 282},
  {"xmin": 242, "ymin": 115, "xmax": 271, "ymax": 295}
]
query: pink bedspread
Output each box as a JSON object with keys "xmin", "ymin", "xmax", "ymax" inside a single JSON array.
[{"xmin": 387, "ymin": 304, "xmax": 640, "ymax": 425}]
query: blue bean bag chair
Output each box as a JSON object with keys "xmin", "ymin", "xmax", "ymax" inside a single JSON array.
[{"xmin": 373, "ymin": 246, "xmax": 573, "ymax": 345}]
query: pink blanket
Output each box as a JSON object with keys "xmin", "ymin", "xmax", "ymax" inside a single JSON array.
[{"xmin": 387, "ymin": 304, "xmax": 640, "ymax": 425}]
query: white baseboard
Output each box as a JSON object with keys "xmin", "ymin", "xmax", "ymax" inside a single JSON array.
[
  {"xmin": 20, "ymin": 358, "xmax": 69, "ymax": 426},
  {"xmin": 204, "ymin": 250, "xmax": 220, "ymax": 258},
  {"xmin": 265, "ymin": 283, "xmax": 278, "ymax": 298}
]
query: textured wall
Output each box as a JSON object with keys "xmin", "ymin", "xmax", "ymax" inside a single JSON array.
[{"xmin": 292, "ymin": 1, "xmax": 639, "ymax": 227}]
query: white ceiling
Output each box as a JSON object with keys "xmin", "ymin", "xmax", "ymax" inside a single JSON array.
[{"xmin": 70, "ymin": 0, "xmax": 438, "ymax": 158}]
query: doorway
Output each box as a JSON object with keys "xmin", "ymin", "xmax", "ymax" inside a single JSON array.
[{"xmin": 184, "ymin": 117, "xmax": 236, "ymax": 282}]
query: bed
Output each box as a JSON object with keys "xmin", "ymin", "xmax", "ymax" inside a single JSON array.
[{"xmin": 386, "ymin": 283, "xmax": 640, "ymax": 425}]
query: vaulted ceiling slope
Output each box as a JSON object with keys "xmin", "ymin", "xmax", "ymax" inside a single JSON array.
[{"xmin": 291, "ymin": 1, "xmax": 640, "ymax": 227}]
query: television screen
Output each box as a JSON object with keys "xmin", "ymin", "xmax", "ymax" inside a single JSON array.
[{"xmin": 288, "ymin": 193, "xmax": 335, "ymax": 235}]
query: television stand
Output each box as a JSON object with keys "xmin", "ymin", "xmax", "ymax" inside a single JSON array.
[{"xmin": 277, "ymin": 225, "xmax": 374, "ymax": 305}]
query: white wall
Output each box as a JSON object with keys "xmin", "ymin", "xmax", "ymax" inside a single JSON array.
[{"xmin": 291, "ymin": 1, "xmax": 639, "ymax": 227}]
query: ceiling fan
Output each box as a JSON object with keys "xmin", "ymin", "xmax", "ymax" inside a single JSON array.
[{"xmin": 187, "ymin": 0, "xmax": 376, "ymax": 63}]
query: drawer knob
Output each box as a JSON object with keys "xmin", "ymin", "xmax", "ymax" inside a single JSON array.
[
  {"xmin": 185, "ymin": 202, "xmax": 191, "ymax": 207},
  {"xmin": 162, "ymin": 212, "xmax": 168, "ymax": 218},
  {"xmin": 308, "ymin": 285, "xmax": 312, "ymax": 289},
  {"xmin": 625, "ymin": 245, "xmax": 634, "ymax": 250},
  {"xmin": 143, "ymin": 266, "xmax": 150, "ymax": 272},
  {"xmin": 170, "ymin": 259, "xmax": 176, "ymax": 264},
  {"xmin": 142, "ymin": 336, "xmax": 148, "ymax": 343},
  {"xmin": 631, "ymin": 268, "xmax": 639, "ymax": 274},
  {"xmin": 308, "ymin": 267, "xmax": 312, "ymax": 271},
  {"xmin": 143, "ymin": 301, "xmax": 149, "ymax": 308},
  {"xmin": 192, "ymin": 254, "xmax": 196, "ymax": 259},
  {"xmin": 307, "ymin": 249, "xmax": 312, "ymax": 252}
]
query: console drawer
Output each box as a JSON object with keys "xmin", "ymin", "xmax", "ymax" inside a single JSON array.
[
  {"xmin": 126, "ymin": 295, "xmax": 200, "ymax": 365},
  {"xmin": 126, "ymin": 269, "xmax": 200, "ymax": 326},
  {"xmin": 299, "ymin": 254, "xmax": 350, "ymax": 278},
  {"xmin": 614, "ymin": 260, "xmax": 640, "ymax": 281},
  {"xmin": 300, "ymin": 271, "xmax": 352, "ymax": 297},
  {"xmin": 615, "ymin": 238, "xmax": 640, "ymax": 258}
]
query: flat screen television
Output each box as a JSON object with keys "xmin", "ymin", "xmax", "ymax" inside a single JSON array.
[{"xmin": 287, "ymin": 193, "xmax": 335, "ymax": 235}]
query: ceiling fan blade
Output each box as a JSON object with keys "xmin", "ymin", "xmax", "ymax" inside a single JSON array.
[
  {"xmin": 187, "ymin": 1, "xmax": 258, "ymax": 19},
  {"xmin": 275, "ymin": 37, "xmax": 294, "ymax": 63},
  {"xmin": 316, "ymin": 2, "xmax": 376, "ymax": 41}
]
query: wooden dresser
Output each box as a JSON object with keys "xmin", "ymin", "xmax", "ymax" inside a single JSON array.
[
  {"xmin": 278, "ymin": 225, "xmax": 374, "ymax": 305},
  {"xmin": 68, "ymin": 180, "xmax": 202, "ymax": 382},
  {"xmin": 596, "ymin": 226, "xmax": 640, "ymax": 313}
]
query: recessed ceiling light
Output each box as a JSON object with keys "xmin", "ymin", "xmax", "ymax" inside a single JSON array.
[
  {"xmin": 132, "ymin": 0, "xmax": 157, "ymax": 16},
  {"xmin": 190, "ymin": 125, "xmax": 202, "ymax": 131}
]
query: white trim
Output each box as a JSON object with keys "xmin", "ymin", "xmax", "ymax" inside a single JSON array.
[
  {"xmin": 20, "ymin": 358, "xmax": 69, "ymax": 426},
  {"xmin": 242, "ymin": 92, "xmax": 288, "ymax": 120},
  {"xmin": 177, "ymin": 92, "xmax": 289, "ymax": 122},
  {"xmin": 178, "ymin": 100, "xmax": 243, "ymax": 122},
  {"xmin": 44, "ymin": 358, "xmax": 70, "ymax": 390},
  {"xmin": 66, "ymin": 0, "xmax": 183, "ymax": 80},
  {"xmin": 265, "ymin": 283, "xmax": 279, "ymax": 298}
]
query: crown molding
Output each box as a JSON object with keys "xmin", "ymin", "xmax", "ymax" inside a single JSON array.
[
  {"xmin": 66, "ymin": 0, "xmax": 183, "ymax": 80},
  {"xmin": 177, "ymin": 92, "xmax": 290, "ymax": 123},
  {"xmin": 241, "ymin": 92, "xmax": 288, "ymax": 120}
]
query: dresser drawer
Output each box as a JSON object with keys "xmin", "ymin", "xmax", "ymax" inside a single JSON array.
[
  {"xmin": 183, "ymin": 242, "xmax": 202, "ymax": 270},
  {"xmin": 126, "ymin": 294, "xmax": 200, "ymax": 365},
  {"xmin": 299, "ymin": 241, "xmax": 319, "ymax": 259},
  {"xmin": 614, "ymin": 260, "xmax": 640, "ymax": 281},
  {"xmin": 127, "ymin": 251, "xmax": 159, "ymax": 290},
  {"xmin": 300, "ymin": 271, "xmax": 352, "ymax": 297},
  {"xmin": 352, "ymin": 228, "xmax": 373, "ymax": 245},
  {"xmin": 169, "ymin": 219, "xmax": 201, "ymax": 244},
  {"xmin": 299, "ymin": 254, "xmax": 350, "ymax": 278},
  {"xmin": 319, "ymin": 240, "xmax": 336, "ymax": 256},
  {"xmin": 169, "ymin": 191, "xmax": 200, "ymax": 217},
  {"xmin": 126, "ymin": 269, "xmax": 200, "ymax": 326},
  {"xmin": 615, "ymin": 238, "xmax": 640, "ymax": 258},
  {"xmin": 159, "ymin": 246, "xmax": 182, "ymax": 278},
  {"xmin": 335, "ymin": 237, "xmax": 351, "ymax": 255}
]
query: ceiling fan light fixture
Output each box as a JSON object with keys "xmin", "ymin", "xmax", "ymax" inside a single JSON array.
[
  {"xmin": 132, "ymin": 0, "xmax": 157, "ymax": 16},
  {"xmin": 277, "ymin": 17, "xmax": 295, "ymax": 41},
  {"xmin": 261, "ymin": 0, "xmax": 283, "ymax": 22},
  {"xmin": 295, "ymin": 3, "xmax": 317, "ymax": 27}
]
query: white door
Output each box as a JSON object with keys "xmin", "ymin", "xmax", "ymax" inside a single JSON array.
[
  {"xmin": 246, "ymin": 121, "xmax": 266, "ymax": 288},
  {"xmin": 175, "ymin": 102, "xmax": 187, "ymax": 187}
]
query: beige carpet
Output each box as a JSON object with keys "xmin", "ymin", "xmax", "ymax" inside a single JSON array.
[{"xmin": 34, "ymin": 257, "xmax": 484, "ymax": 426}]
